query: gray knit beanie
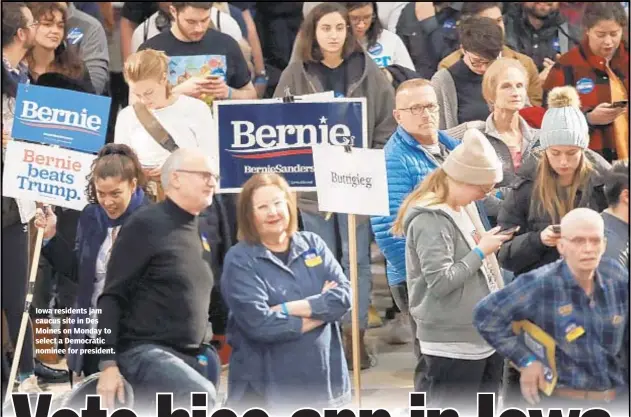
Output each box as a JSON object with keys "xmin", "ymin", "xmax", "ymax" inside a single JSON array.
[{"xmin": 539, "ymin": 86, "xmax": 589, "ymax": 150}]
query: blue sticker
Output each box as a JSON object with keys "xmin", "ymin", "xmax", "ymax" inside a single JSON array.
[
  {"xmin": 443, "ymin": 19, "xmax": 456, "ymax": 30},
  {"xmin": 552, "ymin": 37, "xmax": 560, "ymax": 53},
  {"xmin": 334, "ymin": 91, "xmax": 345, "ymax": 98},
  {"xmin": 576, "ymin": 78, "xmax": 595, "ymax": 95},
  {"xmin": 367, "ymin": 42, "xmax": 383, "ymax": 56},
  {"xmin": 66, "ymin": 27, "xmax": 84, "ymax": 45}
]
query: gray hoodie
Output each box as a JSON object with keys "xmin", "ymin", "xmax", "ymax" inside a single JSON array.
[
  {"xmin": 273, "ymin": 52, "xmax": 397, "ymax": 221},
  {"xmin": 403, "ymin": 204, "xmax": 492, "ymax": 345}
]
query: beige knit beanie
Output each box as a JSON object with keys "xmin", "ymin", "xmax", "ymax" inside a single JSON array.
[{"xmin": 443, "ymin": 129, "xmax": 503, "ymax": 185}]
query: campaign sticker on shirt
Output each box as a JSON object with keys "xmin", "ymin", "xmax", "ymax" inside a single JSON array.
[
  {"xmin": 67, "ymin": 27, "xmax": 84, "ymax": 45},
  {"xmin": 557, "ymin": 304, "xmax": 573, "ymax": 316},
  {"xmin": 443, "ymin": 19, "xmax": 456, "ymax": 30},
  {"xmin": 612, "ymin": 315, "xmax": 623, "ymax": 326},
  {"xmin": 304, "ymin": 249, "xmax": 322, "ymax": 267},
  {"xmin": 201, "ymin": 233, "xmax": 211, "ymax": 252},
  {"xmin": 552, "ymin": 37, "xmax": 561, "ymax": 53},
  {"xmin": 576, "ymin": 77, "xmax": 595, "ymax": 95},
  {"xmin": 367, "ymin": 42, "xmax": 384, "ymax": 56}
]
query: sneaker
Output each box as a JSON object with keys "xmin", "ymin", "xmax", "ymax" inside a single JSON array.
[
  {"xmin": 367, "ymin": 305, "xmax": 383, "ymax": 328},
  {"xmin": 384, "ymin": 313, "xmax": 413, "ymax": 345},
  {"xmin": 17, "ymin": 375, "xmax": 43, "ymax": 393}
]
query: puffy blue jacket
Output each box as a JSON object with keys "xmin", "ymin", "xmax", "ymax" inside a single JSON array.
[{"xmin": 370, "ymin": 126, "xmax": 460, "ymax": 286}]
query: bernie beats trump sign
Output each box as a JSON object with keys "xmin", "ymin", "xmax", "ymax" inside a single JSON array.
[
  {"xmin": 214, "ymin": 98, "xmax": 367, "ymax": 192},
  {"xmin": 11, "ymin": 84, "xmax": 111, "ymax": 154}
]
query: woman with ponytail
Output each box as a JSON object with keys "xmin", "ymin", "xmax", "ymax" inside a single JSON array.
[{"xmin": 35, "ymin": 144, "xmax": 150, "ymax": 378}]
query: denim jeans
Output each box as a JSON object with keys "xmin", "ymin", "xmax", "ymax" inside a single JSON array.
[
  {"xmin": 300, "ymin": 212, "xmax": 372, "ymax": 329},
  {"xmin": 117, "ymin": 343, "xmax": 219, "ymax": 411}
]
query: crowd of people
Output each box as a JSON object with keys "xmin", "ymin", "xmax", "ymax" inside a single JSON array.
[{"xmin": 1, "ymin": 1, "xmax": 629, "ymax": 415}]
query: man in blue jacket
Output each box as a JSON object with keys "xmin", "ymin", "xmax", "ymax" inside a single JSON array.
[{"xmin": 370, "ymin": 78, "xmax": 459, "ymax": 357}]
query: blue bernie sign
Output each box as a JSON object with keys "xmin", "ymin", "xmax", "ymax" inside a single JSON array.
[
  {"xmin": 214, "ymin": 99, "xmax": 367, "ymax": 192},
  {"xmin": 11, "ymin": 84, "xmax": 111, "ymax": 154}
]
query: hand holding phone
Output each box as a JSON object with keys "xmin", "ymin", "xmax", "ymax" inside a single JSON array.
[
  {"xmin": 500, "ymin": 226, "xmax": 520, "ymax": 235},
  {"xmin": 551, "ymin": 225, "xmax": 561, "ymax": 234},
  {"xmin": 611, "ymin": 100, "xmax": 628, "ymax": 108}
]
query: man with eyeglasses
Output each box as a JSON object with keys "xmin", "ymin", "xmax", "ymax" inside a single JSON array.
[
  {"xmin": 474, "ymin": 207, "xmax": 629, "ymax": 412},
  {"xmin": 96, "ymin": 149, "xmax": 221, "ymax": 411},
  {"xmin": 371, "ymin": 78, "xmax": 460, "ymax": 356}
]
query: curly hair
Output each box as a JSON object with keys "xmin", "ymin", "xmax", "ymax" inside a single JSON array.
[{"xmin": 85, "ymin": 144, "xmax": 147, "ymax": 204}]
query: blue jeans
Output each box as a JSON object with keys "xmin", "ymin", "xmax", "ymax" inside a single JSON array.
[
  {"xmin": 300, "ymin": 212, "xmax": 372, "ymax": 330},
  {"xmin": 118, "ymin": 343, "xmax": 219, "ymax": 411}
]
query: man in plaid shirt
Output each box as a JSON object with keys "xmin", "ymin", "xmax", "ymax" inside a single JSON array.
[{"xmin": 474, "ymin": 208, "xmax": 629, "ymax": 409}]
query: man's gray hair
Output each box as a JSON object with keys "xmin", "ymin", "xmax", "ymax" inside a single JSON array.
[{"xmin": 161, "ymin": 149, "xmax": 187, "ymax": 189}]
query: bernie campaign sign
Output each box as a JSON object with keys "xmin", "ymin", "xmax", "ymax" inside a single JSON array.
[
  {"xmin": 11, "ymin": 84, "xmax": 111, "ymax": 154},
  {"xmin": 214, "ymin": 98, "xmax": 367, "ymax": 192}
]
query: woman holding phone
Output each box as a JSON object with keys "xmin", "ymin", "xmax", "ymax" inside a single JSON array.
[
  {"xmin": 497, "ymin": 86, "xmax": 611, "ymax": 278},
  {"xmin": 392, "ymin": 129, "xmax": 510, "ymax": 413}
]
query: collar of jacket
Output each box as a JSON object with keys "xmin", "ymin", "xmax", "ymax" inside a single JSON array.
[
  {"xmin": 301, "ymin": 51, "xmax": 368, "ymax": 96},
  {"xmin": 484, "ymin": 113, "xmax": 538, "ymax": 152},
  {"xmin": 250, "ymin": 232, "xmax": 313, "ymax": 265},
  {"xmin": 578, "ymin": 37, "xmax": 629, "ymax": 76},
  {"xmin": 395, "ymin": 125, "xmax": 459, "ymax": 152}
]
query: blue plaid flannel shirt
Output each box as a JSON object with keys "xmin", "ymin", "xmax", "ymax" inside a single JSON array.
[{"xmin": 473, "ymin": 259, "xmax": 629, "ymax": 391}]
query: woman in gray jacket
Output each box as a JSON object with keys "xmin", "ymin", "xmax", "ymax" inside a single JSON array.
[
  {"xmin": 392, "ymin": 129, "xmax": 514, "ymax": 413},
  {"xmin": 273, "ymin": 2, "xmax": 396, "ymax": 370}
]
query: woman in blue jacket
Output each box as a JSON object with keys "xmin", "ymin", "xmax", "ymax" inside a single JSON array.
[
  {"xmin": 221, "ymin": 173, "xmax": 352, "ymax": 413},
  {"xmin": 35, "ymin": 143, "xmax": 149, "ymax": 378}
]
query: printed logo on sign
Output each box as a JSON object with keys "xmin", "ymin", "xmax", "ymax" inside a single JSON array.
[
  {"xmin": 67, "ymin": 27, "xmax": 84, "ymax": 45},
  {"xmin": 17, "ymin": 101, "xmax": 102, "ymax": 136},
  {"xmin": 216, "ymin": 100, "xmax": 366, "ymax": 191},
  {"xmin": 576, "ymin": 78, "xmax": 595, "ymax": 95}
]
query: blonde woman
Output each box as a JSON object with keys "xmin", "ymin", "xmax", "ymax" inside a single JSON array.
[
  {"xmin": 114, "ymin": 49, "xmax": 216, "ymax": 200},
  {"xmin": 497, "ymin": 86, "xmax": 611, "ymax": 277},
  {"xmin": 392, "ymin": 129, "xmax": 512, "ymax": 412}
]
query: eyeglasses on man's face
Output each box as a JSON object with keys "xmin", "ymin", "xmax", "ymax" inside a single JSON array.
[
  {"xmin": 397, "ymin": 103, "xmax": 439, "ymax": 116},
  {"xmin": 176, "ymin": 169, "xmax": 219, "ymax": 184}
]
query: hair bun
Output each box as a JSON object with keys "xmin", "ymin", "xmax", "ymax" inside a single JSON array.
[{"xmin": 547, "ymin": 86, "xmax": 582, "ymax": 109}]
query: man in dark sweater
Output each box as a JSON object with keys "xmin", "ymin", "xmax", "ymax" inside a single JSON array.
[{"xmin": 96, "ymin": 149, "xmax": 219, "ymax": 411}]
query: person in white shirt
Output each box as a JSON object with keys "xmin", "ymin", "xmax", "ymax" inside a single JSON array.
[
  {"xmin": 345, "ymin": 2, "xmax": 414, "ymax": 71},
  {"xmin": 130, "ymin": 3, "xmax": 243, "ymax": 53},
  {"xmin": 114, "ymin": 49, "xmax": 216, "ymax": 196}
]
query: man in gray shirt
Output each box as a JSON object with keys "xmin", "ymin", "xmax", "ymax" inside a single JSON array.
[
  {"xmin": 66, "ymin": 2, "xmax": 109, "ymax": 95},
  {"xmin": 602, "ymin": 160, "xmax": 629, "ymax": 270}
]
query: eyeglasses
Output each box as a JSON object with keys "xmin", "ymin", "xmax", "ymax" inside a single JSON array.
[
  {"xmin": 22, "ymin": 20, "xmax": 39, "ymax": 30},
  {"xmin": 397, "ymin": 103, "xmax": 439, "ymax": 116},
  {"xmin": 478, "ymin": 184, "xmax": 495, "ymax": 195},
  {"xmin": 465, "ymin": 51, "xmax": 496, "ymax": 69},
  {"xmin": 349, "ymin": 13, "xmax": 375, "ymax": 25},
  {"xmin": 562, "ymin": 236, "xmax": 605, "ymax": 248},
  {"xmin": 176, "ymin": 170, "xmax": 218, "ymax": 184}
]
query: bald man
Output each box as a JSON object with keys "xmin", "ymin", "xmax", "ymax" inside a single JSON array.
[
  {"xmin": 474, "ymin": 208, "xmax": 629, "ymax": 412},
  {"xmin": 97, "ymin": 149, "xmax": 219, "ymax": 411}
]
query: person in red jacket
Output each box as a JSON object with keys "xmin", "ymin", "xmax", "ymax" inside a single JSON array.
[{"xmin": 543, "ymin": 2, "xmax": 628, "ymax": 163}]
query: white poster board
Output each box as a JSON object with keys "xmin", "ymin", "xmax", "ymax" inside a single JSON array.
[
  {"xmin": 312, "ymin": 144, "xmax": 389, "ymax": 216},
  {"xmin": 2, "ymin": 141, "xmax": 96, "ymax": 211}
]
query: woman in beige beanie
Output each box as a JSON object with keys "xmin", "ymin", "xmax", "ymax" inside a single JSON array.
[{"xmin": 391, "ymin": 129, "xmax": 515, "ymax": 412}]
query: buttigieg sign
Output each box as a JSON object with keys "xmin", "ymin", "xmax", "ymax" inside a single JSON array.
[
  {"xmin": 214, "ymin": 98, "xmax": 367, "ymax": 192},
  {"xmin": 11, "ymin": 84, "xmax": 111, "ymax": 154}
]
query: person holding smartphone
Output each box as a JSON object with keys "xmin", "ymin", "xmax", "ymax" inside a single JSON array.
[
  {"xmin": 496, "ymin": 86, "xmax": 612, "ymax": 409},
  {"xmin": 391, "ymin": 129, "xmax": 512, "ymax": 414}
]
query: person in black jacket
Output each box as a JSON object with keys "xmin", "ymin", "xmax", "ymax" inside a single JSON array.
[{"xmin": 395, "ymin": 2, "xmax": 462, "ymax": 79}]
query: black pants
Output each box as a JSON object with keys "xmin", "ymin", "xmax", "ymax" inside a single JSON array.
[
  {"xmin": 415, "ymin": 353, "xmax": 504, "ymax": 414},
  {"xmin": 390, "ymin": 282, "xmax": 420, "ymax": 359},
  {"xmin": 1, "ymin": 222, "xmax": 34, "ymax": 375}
]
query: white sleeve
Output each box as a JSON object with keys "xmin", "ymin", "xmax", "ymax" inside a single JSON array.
[
  {"xmin": 189, "ymin": 99, "xmax": 216, "ymax": 161},
  {"xmin": 391, "ymin": 31, "xmax": 415, "ymax": 71},
  {"xmin": 114, "ymin": 107, "xmax": 132, "ymax": 147},
  {"xmin": 217, "ymin": 11, "xmax": 243, "ymax": 41}
]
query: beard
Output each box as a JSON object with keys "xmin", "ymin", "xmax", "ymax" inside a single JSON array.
[{"xmin": 525, "ymin": 5, "xmax": 554, "ymax": 20}]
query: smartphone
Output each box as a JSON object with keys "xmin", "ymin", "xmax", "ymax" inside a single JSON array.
[
  {"xmin": 500, "ymin": 226, "xmax": 520, "ymax": 235},
  {"xmin": 611, "ymin": 100, "xmax": 628, "ymax": 108},
  {"xmin": 552, "ymin": 225, "xmax": 561, "ymax": 234}
]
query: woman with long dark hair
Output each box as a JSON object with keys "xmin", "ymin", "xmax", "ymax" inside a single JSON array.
[{"xmin": 35, "ymin": 144, "xmax": 149, "ymax": 377}]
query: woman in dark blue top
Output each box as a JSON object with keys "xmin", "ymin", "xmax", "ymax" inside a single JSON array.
[
  {"xmin": 221, "ymin": 173, "xmax": 352, "ymax": 413},
  {"xmin": 36, "ymin": 143, "xmax": 149, "ymax": 378}
]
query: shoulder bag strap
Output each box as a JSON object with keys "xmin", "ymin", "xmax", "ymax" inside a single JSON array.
[{"xmin": 132, "ymin": 101, "xmax": 180, "ymax": 153}]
